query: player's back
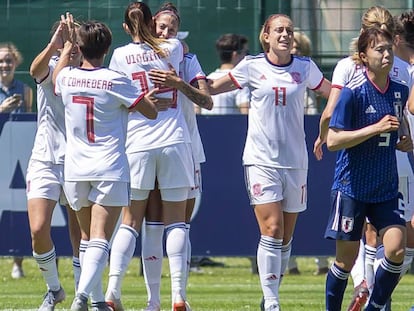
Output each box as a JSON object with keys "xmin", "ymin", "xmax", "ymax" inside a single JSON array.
[
  {"xmin": 110, "ymin": 38, "xmax": 190, "ymax": 152},
  {"xmin": 55, "ymin": 66, "xmax": 141, "ymax": 181}
]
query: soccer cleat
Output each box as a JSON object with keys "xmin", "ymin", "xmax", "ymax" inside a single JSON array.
[
  {"xmin": 379, "ymin": 298, "xmax": 391, "ymax": 311},
  {"xmin": 142, "ymin": 301, "xmax": 160, "ymax": 311},
  {"xmin": 11, "ymin": 263, "xmax": 24, "ymax": 279},
  {"xmin": 347, "ymin": 280, "xmax": 369, "ymax": 311},
  {"xmin": 38, "ymin": 287, "xmax": 66, "ymax": 311},
  {"xmin": 70, "ymin": 294, "xmax": 88, "ymax": 311},
  {"xmin": 105, "ymin": 291, "xmax": 124, "ymax": 311},
  {"xmin": 91, "ymin": 301, "xmax": 113, "ymax": 311},
  {"xmin": 265, "ymin": 303, "xmax": 281, "ymax": 311},
  {"xmin": 185, "ymin": 301, "xmax": 192, "ymax": 311},
  {"xmin": 260, "ymin": 296, "xmax": 265, "ymax": 311},
  {"xmin": 173, "ymin": 293, "xmax": 186, "ymax": 311}
]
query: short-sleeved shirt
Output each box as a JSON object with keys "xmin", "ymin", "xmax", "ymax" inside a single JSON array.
[
  {"xmin": 230, "ymin": 53, "xmax": 324, "ymax": 169},
  {"xmin": 329, "ymin": 73, "xmax": 409, "ymax": 202},
  {"xmin": 55, "ymin": 66, "xmax": 145, "ymax": 182},
  {"xmin": 179, "ymin": 52, "xmax": 206, "ymax": 164},
  {"xmin": 204, "ymin": 68, "xmax": 250, "ymax": 115},
  {"xmin": 109, "ymin": 39, "xmax": 190, "ymax": 152},
  {"xmin": 30, "ymin": 56, "xmax": 66, "ymax": 164}
]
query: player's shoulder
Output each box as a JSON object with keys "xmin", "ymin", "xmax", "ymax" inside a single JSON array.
[
  {"xmin": 389, "ymin": 77, "xmax": 410, "ymax": 93},
  {"xmin": 105, "ymin": 67, "xmax": 129, "ymax": 79},
  {"xmin": 292, "ymin": 55, "xmax": 311, "ymax": 63},
  {"xmin": 184, "ymin": 52, "xmax": 196, "ymax": 59},
  {"xmin": 244, "ymin": 53, "xmax": 265, "ymax": 61},
  {"xmin": 344, "ymin": 73, "xmax": 366, "ymax": 90}
]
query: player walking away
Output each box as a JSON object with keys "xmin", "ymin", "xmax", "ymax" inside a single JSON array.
[
  {"xmin": 138, "ymin": 2, "xmax": 213, "ymax": 311},
  {"xmin": 28, "ymin": 19, "xmax": 81, "ymax": 311},
  {"xmin": 208, "ymin": 14, "xmax": 331, "ymax": 311},
  {"xmin": 103, "ymin": 2, "xmax": 194, "ymax": 311},
  {"xmin": 53, "ymin": 15, "xmax": 158, "ymax": 311},
  {"xmin": 324, "ymin": 27, "xmax": 410, "ymax": 311}
]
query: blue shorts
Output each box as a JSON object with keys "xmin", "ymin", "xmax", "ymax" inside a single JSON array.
[{"xmin": 324, "ymin": 191, "xmax": 405, "ymax": 241}]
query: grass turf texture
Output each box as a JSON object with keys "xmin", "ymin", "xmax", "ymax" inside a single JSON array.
[{"xmin": 0, "ymin": 256, "xmax": 413, "ymax": 310}]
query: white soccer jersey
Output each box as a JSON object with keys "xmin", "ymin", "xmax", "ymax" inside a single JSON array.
[
  {"xmin": 331, "ymin": 56, "xmax": 365, "ymax": 89},
  {"xmin": 30, "ymin": 56, "xmax": 66, "ymax": 164},
  {"xmin": 179, "ymin": 52, "xmax": 206, "ymax": 164},
  {"xmin": 109, "ymin": 39, "xmax": 190, "ymax": 152},
  {"xmin": 231, "ymin": 54, "xmax": 324, "ymax": 169},
  {"xmin": 55, "ymin": 66, "xmax": 146, "ymax": 181},
  {"xmin": 204, "ymin": 68, "xmax": 250, "ymax": 115}
]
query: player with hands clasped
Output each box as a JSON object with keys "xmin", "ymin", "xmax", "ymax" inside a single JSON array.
[{"xmin": 324, "ymin": 26, "xmax": 410, "ymax": 311}]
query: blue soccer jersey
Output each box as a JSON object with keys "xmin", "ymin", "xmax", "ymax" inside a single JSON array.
[{"xmin": 329, "ymin": 73, "xmax": 409, "ymax": 203}]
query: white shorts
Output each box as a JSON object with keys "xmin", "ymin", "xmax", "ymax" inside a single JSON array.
[
  {"xmin": 128, "ymin": 143, "xmax": 194, "ymax": 191},
  {"xmin": 26, "ymin": 159, "xmax": 67, "ymax": 204},
  {"xmin": 64, "ymin": 180, "xmax": 130, "ymax": 211},
  {"xmin": 188, "ymin": 162, "xmax": 202, "ymax": 200},
  {"xmin": 244, "ymin": 165, "xmax": 307, "ymax": 213}
]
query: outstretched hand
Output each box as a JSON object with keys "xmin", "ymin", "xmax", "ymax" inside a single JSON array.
[{"xmin": 148, "ymin": 63, "xmax": 180, "ymax": 88}]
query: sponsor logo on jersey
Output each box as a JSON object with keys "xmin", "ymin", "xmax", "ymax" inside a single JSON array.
[{"xmin": 365, "ymin": 105, "xmax": 377, "ymax": 114}]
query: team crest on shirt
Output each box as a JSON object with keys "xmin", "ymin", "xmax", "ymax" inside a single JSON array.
[
  {"xmin": 341, "ymin": 216, "xmax": 354, "ymax": 233},
  {"xmin": 252, "ymin": 183, "xmax": 263, "ymax": 197},
  {"xmin": 290, "ymin": 72, "xmax": 302, "ymax": 84}
]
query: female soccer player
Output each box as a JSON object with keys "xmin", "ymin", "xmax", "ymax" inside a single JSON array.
[
  {"xmin": 53, "ymin": 16, "xmax": 158, "ymax": 311},
  {"xmin": 27, "ymin": 18, "xmax": 82, "ymax": 310},
  {"xmin": 139, "ymin": 3, "xmax": 213, "ymax": 310},
  {"xmin": 104, "ymin": 2, "xmax": 195, "ymax": 311},
  {"xmin": 325, "ymin": 26, "xmax": 409, "ymax": 311},
  {"xmin": 208, "ymin": 13, "xmax": 331, "ymax": 311}
]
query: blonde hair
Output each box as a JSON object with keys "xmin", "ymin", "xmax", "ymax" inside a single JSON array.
[
  {"xmin": 350, "ymin": 6, "xmax": 394, "ymax": 63},
  {"xmin": 0, "ymin": 42, "xmax": 23, "ymax": 66},
  {"xmin": 293, "ymin": 30, "xmax": 311, "ymax": 56},
  {"xmin": 259, "ymin": 14, "xmax": 293, "ymax": 52},
  {"xmin": 124, "ymin": 2, "xmax": 166, "ymax": 58}
]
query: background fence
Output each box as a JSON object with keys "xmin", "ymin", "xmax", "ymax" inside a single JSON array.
[{"xmin": 1, "ymin": 0, "xmax": 413, "ymax": 111}]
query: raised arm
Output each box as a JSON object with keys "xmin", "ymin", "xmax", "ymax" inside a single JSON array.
[
  {"xmin": 30, "ymin": 23, "xmax": 64, "ymax": 82},
  {"xmin": 52, "ymin": 13, "xmax": 79, "ymax": 85}
]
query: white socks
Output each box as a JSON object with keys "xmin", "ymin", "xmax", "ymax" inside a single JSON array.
[
  {"xmin": 33, "ymin": 246, "xmax": 60, "ymax": 291},
  {"xmin": 106, "ymin": 224, "xmax": 138, "ymax": 300}
]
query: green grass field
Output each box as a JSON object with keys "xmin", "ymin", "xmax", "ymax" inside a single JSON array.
[{"xmin": 1, "ymin": 256, "xmax": 413, "ymax": 310}]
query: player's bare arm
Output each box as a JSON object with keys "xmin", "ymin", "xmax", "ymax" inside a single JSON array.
[
  {"xmin": 148, "ymin": 65, "xmax": 213, "ymax": 110},
  {"xmin": 313, "ymin": 87, "xmax": 341, "ymax": 160},
  {"xmin": 133, "ymin": 88, "xmax": 159, "ymax": 120},
  {"xmin": 408, "ymin": 86, "xmax": 414, "ymax": 115},
  {"xmin": 30, "ymin": 23, "xmax": 65, "ymax": 81},
  {"xmin": 207, "ymin": 73, "xmax": 238, "ymax": 95},
  {"xmin": 327, "ymin": 114, "xmax": 400, "ymax": 151}
]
